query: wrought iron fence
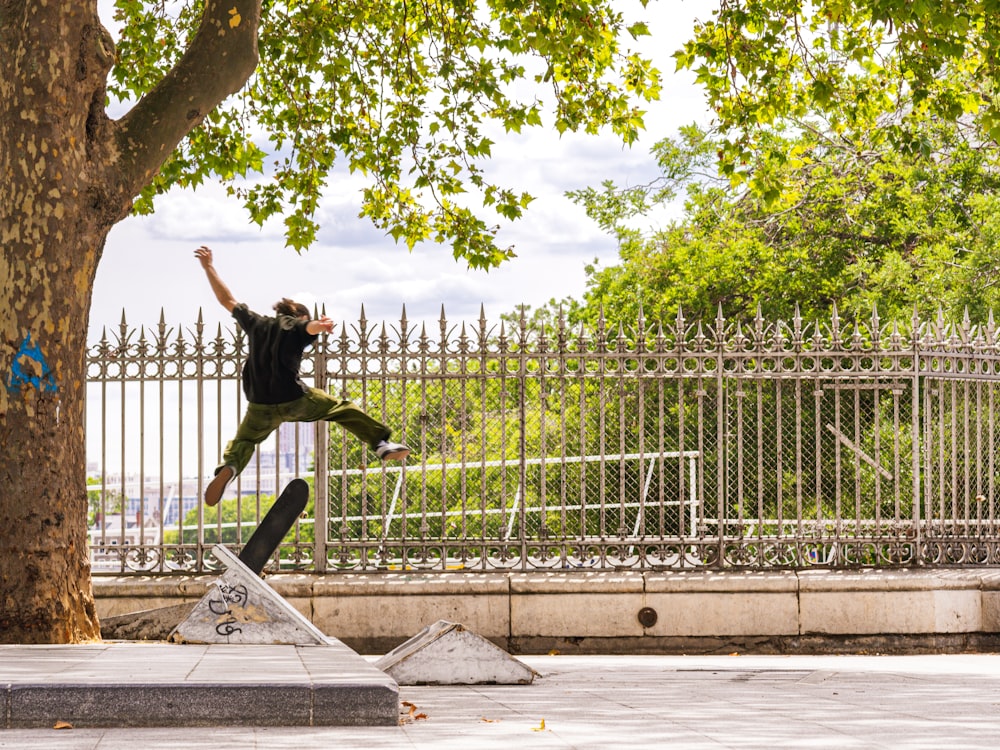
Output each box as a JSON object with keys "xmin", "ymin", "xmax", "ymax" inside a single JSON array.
[{"xmin": 85, "ymin": 306, "xmax": 1000, "ymax": 574}]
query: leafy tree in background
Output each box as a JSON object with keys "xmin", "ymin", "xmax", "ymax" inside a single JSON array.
[
  {"xmin": 167, "ymin": 489, "xmax": 315, "ymax": 549},
  {"xmin": 86, "ymin": 478, "xmax": 125, "ymax": 527},
  {"xmin": 568, "ymin": 116, "xmax": 1000, "ymax": 325},
  {"xmin": 0, "ymin": 0, "xmax": 659, "ymax": 644},
  {"xmin": 674, "ymin": 0, "xmax": 1000, "ymax": 323},
  {"xmin": 558, "ymin": 0, "xmax": 1000, "ymax": 327},
  {"xmin": 518, "ymin": 2, "xmax": 1000, "ymax": 546}
]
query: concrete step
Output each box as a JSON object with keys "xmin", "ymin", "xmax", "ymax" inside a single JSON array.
[{"xmin": 1, "ymin": 641, "xmax": 398, "ymax": 728}]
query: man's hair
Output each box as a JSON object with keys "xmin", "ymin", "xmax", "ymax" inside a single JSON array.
[{"xmin": 274, "ymin": 298, "xmax": 310, "ymax": 318}]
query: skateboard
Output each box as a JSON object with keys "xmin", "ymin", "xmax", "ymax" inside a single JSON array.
[{"xmin": 237, "ymin": 478, "xmax": 309, "ymax": 575}]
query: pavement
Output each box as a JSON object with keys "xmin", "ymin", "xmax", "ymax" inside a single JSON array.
[{"xmin": 3, "ymin": 646, "xmax": 1000, "ymax": 748}]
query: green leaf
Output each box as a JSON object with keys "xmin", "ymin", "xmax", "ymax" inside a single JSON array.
[{"xmin": 626, "ymin": 22, "xmax": 650, "ymax": 39}]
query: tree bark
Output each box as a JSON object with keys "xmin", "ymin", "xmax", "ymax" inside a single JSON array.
[{"xmin": 0, "ymin": 0, "xmax": 260, "ymax": 643}]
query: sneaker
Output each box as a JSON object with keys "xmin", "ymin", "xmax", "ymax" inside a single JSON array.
[
  {"xmin": 375, "ymin": 440, "xmax": 410, "ymax": 461},
  {"xmin": 205, "ymin": 466, "xmax": 235, "ymax": 507}
]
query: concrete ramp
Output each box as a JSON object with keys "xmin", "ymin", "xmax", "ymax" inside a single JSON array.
[
  {"xmin": 376, "ymin": 620, "xmax": 537, "ymax": 685},
  {"xmin": 169, "ymin": 544, "xmax": 329, "ymax": 645}
]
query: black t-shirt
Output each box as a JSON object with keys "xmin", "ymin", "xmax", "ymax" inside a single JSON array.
[{"xmin": 232, "ymin": 303, "xmax": 317, "ymax": 404}]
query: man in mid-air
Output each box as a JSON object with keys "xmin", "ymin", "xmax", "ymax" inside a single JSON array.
[{"xmin": 195, "ymin": 245, "xmax": 409, "ymax": 506}]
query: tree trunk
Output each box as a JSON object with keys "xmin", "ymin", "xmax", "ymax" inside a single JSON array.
[
  {"xmin": 0, "ymin": 2, "xmax": 122, "ymax": 643},
  {"xmin": 0, "ymin": 248, "xmax": 104, "ymax": 643},
  {"xmin": 1, "ymin": 0, "xmax": 260, "ymax": 643}
]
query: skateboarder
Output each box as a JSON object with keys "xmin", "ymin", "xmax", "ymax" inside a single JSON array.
[{"xmin": 195, "ymin": 246, "xmax": 410, "ymax": 506}]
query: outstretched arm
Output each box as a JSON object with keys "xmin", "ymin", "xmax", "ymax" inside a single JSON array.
[
  {"xmin": 194, "ymin": 246, "xmax": 238, "ymax": 312},
  {"xmin": 306, "ymin": 315, "xmax": 334, "ymax": 335}
]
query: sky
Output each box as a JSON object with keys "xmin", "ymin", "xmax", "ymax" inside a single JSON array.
[{"xmin": 86, "ymin": 0, "xmax": 716, "ymax": 340}]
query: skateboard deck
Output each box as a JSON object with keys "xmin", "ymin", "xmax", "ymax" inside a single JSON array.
[{"xmin": 238, "ymin": 478, "xmax": 309, "ymax": 575}]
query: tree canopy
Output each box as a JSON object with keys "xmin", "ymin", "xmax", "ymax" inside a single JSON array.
[
  {"xmin": 550, "ymin": 1, "xmax": 1000, "ymax": 327},
  {"xmin": 110, "ymin": 0, "xmax": 661, "ymax": 269},
  {"xmin": 677, "ymin": 0, "xmax": 1000, "ymax": 194},
  {"xmin": 566, "ymin": 115, "xmax": 1000, "ymax": 325}
]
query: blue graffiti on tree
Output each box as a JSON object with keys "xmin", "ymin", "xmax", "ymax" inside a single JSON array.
[{"xmin": 6, "ymin": 334, "xmax": 59, "ymax": 393}]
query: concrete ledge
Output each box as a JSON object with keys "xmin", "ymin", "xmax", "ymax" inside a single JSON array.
[
  {"xmin": 797, "ymin": 569, "xmax": 984, "ymax": 591},
  {"xmin": 96, "ymin": 576, "xmax": 207, "ymax": 619},
  {"xmin": 94, "ymin": 568, "xmax": 1000, "ymax": 655},
  {"xmin": 2, "ymin": 642, "xmax": 398, "ymax": 728},
  {"xmin": 311, "ymin": 572, "xmax": 510, "ymax": 596},
  {"xmin": 644, "ymin": 570, "xmax": 799, "ymax": 593},
  {"xmin": 639, "ymin": 571, "xmax": 800, "ymax": 638},
  {"xmin": 514, "ymin": 590, "xmax": 646, "ymax": 637},
  {"xmin": 644, "ymin": 590, "xmax": 799, "ymax": 637},
  {"xmin": 509, "ymin": 632, "xmax": 1000, "ymax": 656},
  {"xmin": 10, "ymin": 684, "xmax": 314, "ymax": 728},
  {"xmin": 309, "ymin": 572, "xmax": 511, "ymax": 645},
  {"xmin": 96, "ymin": 575, "xmax": 212, "ymax": 598},
  {"xmin": 509, "ymin": 571, "xmax": 645, "ymax": 594},
  {"xmin": 509, "ymin": 572, "xmax": 646, "ymax": 639},
  {"xmin": 799, "ymin": 569, "xmax": 984, "ymax": 635}
]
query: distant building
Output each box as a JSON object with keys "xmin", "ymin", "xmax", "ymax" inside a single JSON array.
[
  {"xmin": 86, "ymin": 422, "xmax": 317, "ymax": 529},
  {"xmin": 257, "ymin": 422, "xmax": 315, "ymax": 474}
]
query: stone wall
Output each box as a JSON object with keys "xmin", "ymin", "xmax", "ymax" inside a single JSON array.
[{"xmin": 94, "ymin": 568, "xmax": 1000, "ymax": 655}]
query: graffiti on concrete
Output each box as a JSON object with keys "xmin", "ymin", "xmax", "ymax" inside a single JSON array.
[
  {"xmin": 208, "ymin": 582, "xmax": 249, "ymax": 637},
  {"xmin": 207, "ymin": 580, "xmax": 270, "ymax": 638}
]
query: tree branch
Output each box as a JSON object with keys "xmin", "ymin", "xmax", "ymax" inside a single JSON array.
[{"xmin": 115, "ymin": 0, "xmax": 261, "ymax": 204}]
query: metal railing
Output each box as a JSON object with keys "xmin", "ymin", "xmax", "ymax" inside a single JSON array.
[{"xmin": 85, "ymin": 306, "xmax": 1000, "ymax": 573}]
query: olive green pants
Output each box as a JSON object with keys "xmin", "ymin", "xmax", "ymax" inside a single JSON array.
[{"xmin": 217, "ymin": 388, "xmax": 391, "ymax": 477}]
